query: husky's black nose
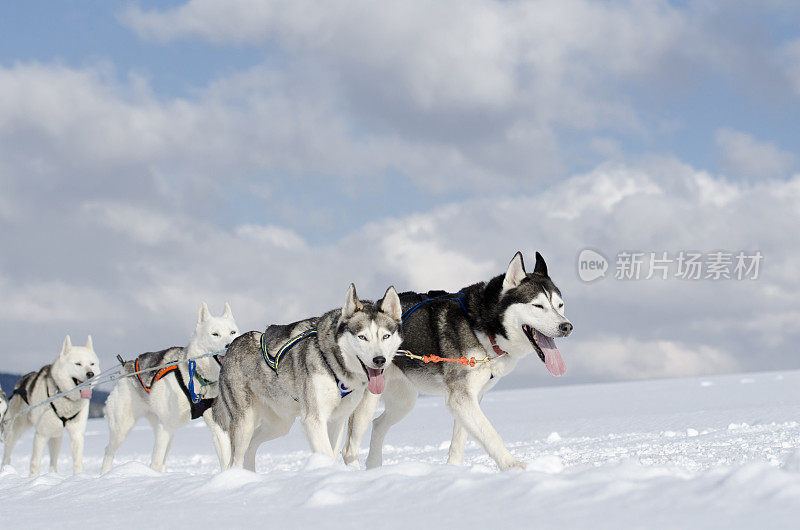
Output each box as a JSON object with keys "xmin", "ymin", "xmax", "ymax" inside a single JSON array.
[
  {"xmin": 559, "ymin": 322, "xmax": 573, "ymax": 335},
  {"xmin": 372, "ymin": 356, "xmax": 386, "ymax": 367},
  {"xmin": 86, "ymin": 371, "xmax": 95, "ymax": 379}
]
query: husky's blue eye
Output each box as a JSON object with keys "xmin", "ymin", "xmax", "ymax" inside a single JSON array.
[
  {"xmin": 382, "ymin": 334, "xmax": 390, "ymax": 340},
  {"xmin": 358, "ymin": 335, "xmax": 367, "ymax": 341}
]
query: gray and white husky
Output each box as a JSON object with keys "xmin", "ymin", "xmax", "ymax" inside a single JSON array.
[
  {"xmin": 344, "ymin": 251, "xmax": 573, "ymax": 471},
  {"xmin": 0, "ymin": 384, "xmax": 7, "ymax": 426},
  {"xmin": 211, "ymin": 284, "xmax": 403, "ymax": 470},
  {"xmin": 101, "ymin": 303, "xmax": 238, "ymax": 473},
  {"xmin": 2, "ymin": 335, "xmax": 99, "ymax": 475}
]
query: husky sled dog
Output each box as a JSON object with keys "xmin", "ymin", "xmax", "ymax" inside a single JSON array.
[
  {"xmin": 101, "ymin": 303, "xmax": 238, "ymax": 473},
  {"xmin": 0, "ymin": 384, "xmax": 7, "ymax": 426},
  {"xmin": 211, "ymin": 284, "xmax": 403, "ymax": 470},
  {"xmin": 343, "ymin": 251, "xmax": 573, "ymax": 471},
  {"xmin": 1, "ymin": 336, "xmax": 99, "ymax": 475}
]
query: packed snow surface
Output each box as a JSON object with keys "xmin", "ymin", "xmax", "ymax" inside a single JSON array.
[{"xmin": 2, "ymin": 370, "xmax": 799, "ymax": 529}]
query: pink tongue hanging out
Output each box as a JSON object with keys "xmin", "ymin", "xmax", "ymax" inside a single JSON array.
[
  {"xmin": 365, "ymin": 367, "xmax": 386, "ymax": 394},
  {"xmin": 80, "ymin": 388, "xmax": 93, "ymax": 399},
  {"xmin": 535, "ymin": 334, "xmax": 567, "ymax": 377}
]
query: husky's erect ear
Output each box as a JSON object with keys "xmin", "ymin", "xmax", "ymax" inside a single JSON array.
[
  {"xmin": 222, "ymin": 302, "xmax": 233, "ymax": 319},
  {"xmin": 198, "ymin": 302, "xmax": 211, "ymax": 324},
  {"xmin": 85, "ymin": 335, "xmax": 93, "ymax": 350},
  {"xmin": 342, "ymin": 283, "xmax": 363, "ymax": 319},
  {"xmin": 533, "ymin": 251, "xmax": 549, "ymax": 277},
  {"xmin": 61, "ymin": 335, "xmax": 72, "ymax": 356},
  {"xmin": 502, "ymin": 251, "xmax": 527, "ymax": 292},
  {"xmin": 380, "ymin": 286, "xmax": 402, "ymax": 322}
]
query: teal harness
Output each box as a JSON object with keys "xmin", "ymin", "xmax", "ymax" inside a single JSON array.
[{"xmin": 260, "ymin": 328, "xmax": 352, "ymax": 398}]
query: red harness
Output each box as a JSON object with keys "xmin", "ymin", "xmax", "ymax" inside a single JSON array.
[{"xmin": 488, "ymin": 335, "xmax": 508, "ymax": 356}]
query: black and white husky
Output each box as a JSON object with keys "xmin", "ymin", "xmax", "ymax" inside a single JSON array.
[
  {"xmin": 344, "ymin": 251, "xmax": 573, "ymax": 471},
  {"xmin": 2, "ymin": 336, "xmax": 99, "ymax": 475},
  {"xmin": 210, "ymin": 284, "xmax": 403, "ymax": 470},
  {"xmin": 101, "ymin": 303, "xmax": 238, "ymax": 473}
]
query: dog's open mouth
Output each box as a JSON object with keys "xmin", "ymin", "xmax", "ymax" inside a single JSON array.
[
  {"xmin": 522, "ymin": 324, "xmax": 566, "ymax": 377},
  {"xmin": 364, "ymin": 366, "xmax": 386, "ymax": 395},
  {"xmin": 73, "ymin": 377, "xmax": 93, "ymax": 399}
]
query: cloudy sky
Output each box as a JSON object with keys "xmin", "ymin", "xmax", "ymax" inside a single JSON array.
[{"xmin": 1, "ymin": 0, "xmax": 799, "ymax": 387}]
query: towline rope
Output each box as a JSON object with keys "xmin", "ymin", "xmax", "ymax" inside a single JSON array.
[{"xmin": 395, "ymin": 349, "xmax": 492, "ymax": 367}]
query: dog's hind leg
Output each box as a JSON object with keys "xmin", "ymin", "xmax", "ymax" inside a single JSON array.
[
  {"xmin": 48, "ymin": 435, "xmax": 63, "ymax": 472},
  {"xmin": 102, "ymin": 406, "xmax": 137, "ymax": 474},
  {"xmin": 366, "ymin": 373, "xmax": 417, "ymax": 469},
  {"xmin": 66, "ymin": 422, "xmax": 86, "ymax": 475},
  {"xmin": 1, "ymin": 410, "xmax": 30, "ymax": 468},
  {"xmin": 343, "ymin": 392, "xmax": 380, "ymax": 468},
  {"xmin": 203, "ymin": 409, "xmax": 231, "ymax": 472},
  {"xmin": 243, "ymin": 415, "xmax": 293, "ymax": 472},
  {"xmin": 29, "ymin": 431, "xmax": 48, "ymax": 476},
  {"xmin": 229, "ymin": 408, "xmax": 257, "ymax": 469},
  {"xmin": 149, "ymin": 421, "xmax": 174, "ymax": 472},
  {"xmin": 444, "ymin": 388, "xmax": 523, "ymax": 471}
]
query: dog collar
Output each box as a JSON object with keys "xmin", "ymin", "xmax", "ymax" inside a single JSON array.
[{"xmin": 488, "ymin": 335, "xmax": 507, "ymax": 356}]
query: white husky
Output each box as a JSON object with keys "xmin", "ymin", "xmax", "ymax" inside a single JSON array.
[
  {"xmin": 101, "ymin": 303, "xmax": 238, "ymax": 473},
  {"xmin": 2, "ymin": 336, "xmax": 99, "ymax": 475}
]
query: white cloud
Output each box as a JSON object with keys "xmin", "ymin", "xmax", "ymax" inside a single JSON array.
[
  {"xmin": 0, "ymin": 275, "xmax": 119, "ymax": 324},
  {"xmin": 782, "ymin": 38, "xmax": 800, "ymax": 95},
  {"xmin": 236, "ymin": 224, "xmax": 306, "ymax": 250},
  {"xmin": 715, "ymin": 128, "xmax": 795, "ymax": 178},
  {"xmin": 83, "ymin": 202, "xmax": 188, "ymax": 246},
  {"xmin": 568, "ymin": 336, "xmax": 740, "ymax": 380}
]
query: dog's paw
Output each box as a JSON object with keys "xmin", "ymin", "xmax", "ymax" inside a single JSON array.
[
  {"xmin": 499, "ymin": 458, "xmax": 527, "ymax": 471},
  {"xmin": 509, "ymin": 460, "xmax": 527, "ymax": 470}
]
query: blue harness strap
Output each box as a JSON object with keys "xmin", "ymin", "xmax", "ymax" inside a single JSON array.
[
  {"xmin": 401, "ymin": 292, "xmax": 468, "ymax": 325},
  {"xmin": 337, "ymin": 380, "xmax": 352, "ymax": 398}
]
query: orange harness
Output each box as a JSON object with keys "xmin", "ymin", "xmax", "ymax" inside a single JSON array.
[{"xmin": 135, "ymin": 359, "xmax": 177, "ymax": 392}]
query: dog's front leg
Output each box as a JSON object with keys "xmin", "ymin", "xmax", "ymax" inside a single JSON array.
[
  {"xmin": 301, "ymin": 410, "xmax": 334, "ymax": 457},
  {"xmin": 447, "ymin": 419, "xmax": 468, "ymax": 466},
  {"xmin": 327, "ymin": 417, "xmax": 346, "ymax": 456},
  {"xmin": 29, "ymin": 431, "xmax": 48, "ymax": 476},
  {"xmin": 48, "ymin": 435, "xmax": 63, "ymax": 472},
  {"xmin": 150, "ymin": 422, "xmax": 173, "ymax": 472},
  {"xmin": 66, "ymin": 420, "xmax": 86, "ymax": 474},
  {"xmin": 343, "ymin": 392, "xmax": 380, "ymax": 468},
  {"xmin": 445, "ymin": 389, "xmax": 524, "ymax": 471}
]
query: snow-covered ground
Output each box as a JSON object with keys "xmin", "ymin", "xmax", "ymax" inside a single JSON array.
[{"xmin": 2, "ymin": 370, "xmax": 799, "ymax": 529}]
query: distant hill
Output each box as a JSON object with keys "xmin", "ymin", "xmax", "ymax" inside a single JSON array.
[{"xmin": 1, "ymin": 372, "xmax": 108, "ymax": 419}]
